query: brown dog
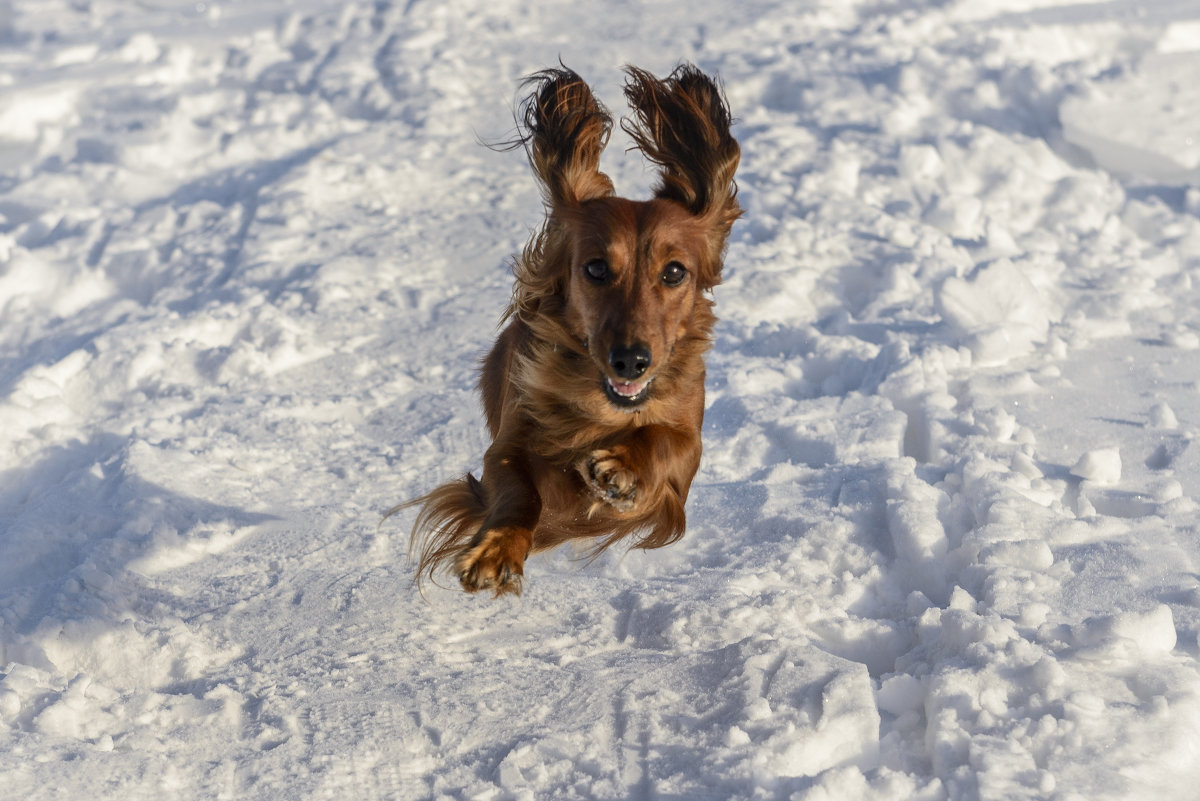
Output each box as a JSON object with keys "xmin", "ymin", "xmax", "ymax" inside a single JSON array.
[{"xmin": 393, "ymin": 64, "xmax": 741, "ymax": 595}]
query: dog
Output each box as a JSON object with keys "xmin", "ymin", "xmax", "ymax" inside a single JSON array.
[{"xmin": 391, "ymin": 63, "xmax": 741, "ymax": 595}]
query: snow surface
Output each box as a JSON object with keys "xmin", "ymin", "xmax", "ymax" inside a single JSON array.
[{"xmin": 2, "ymin": 0, "xmax": 1200, "ymax": 799}]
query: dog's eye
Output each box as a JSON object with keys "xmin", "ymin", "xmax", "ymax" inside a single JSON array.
[
  {"xmin": 661, "ymin": 262, "xmax": 688, "ymax": 287},
  {"xmin": 583, "ymin": 259, "xmax": 610, "ymax": 284}
]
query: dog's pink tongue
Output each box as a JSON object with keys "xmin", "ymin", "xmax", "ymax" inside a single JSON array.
[{"xmin": 609, "ymin": 378, "xmax": 647, "ymax": 397}]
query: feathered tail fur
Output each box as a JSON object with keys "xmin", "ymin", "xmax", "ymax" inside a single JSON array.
[{"xmin": 385, "ymin": 474, "xmax": 488, "ymax": 590}]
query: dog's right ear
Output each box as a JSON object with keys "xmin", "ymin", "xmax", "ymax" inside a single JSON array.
[{"xmin": 513, "ymin": 67, "xmax": 615, "ymax": 208}]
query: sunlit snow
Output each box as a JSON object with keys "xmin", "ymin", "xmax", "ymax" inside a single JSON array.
[{"xmin": 2, "ymin": 1, "xmax": 1199, "ymax": 799}]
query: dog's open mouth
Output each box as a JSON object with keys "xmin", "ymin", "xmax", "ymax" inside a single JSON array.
[{"xmin": 603, "ymin": 376, "xmax": 652, "ymax": 408}]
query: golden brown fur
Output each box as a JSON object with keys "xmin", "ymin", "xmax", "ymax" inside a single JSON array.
[{"xmin": 390, "ymin": 64, "xmax": 741, "ymax": 595}]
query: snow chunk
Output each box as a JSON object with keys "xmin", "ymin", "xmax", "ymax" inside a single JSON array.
[
  {"xmin": 937, "ymin": 260, "xmax": 1057, "ymax": 365},
  {"xmin": 1070, "ymin": 447, "xmax": 1122, "ymax": 485},
  {"xmin": 1074, "ymin": 605, "xmax": 1177, "ymax": 655},
  {"xmin": 979, "ymin": 539, "xmax": 1054, "ymax": 571},
  {"xmin": 735, "ymin": 639, "xmax": 880, "ymax": 779},
  {"xmin": 925, "ymin": 193, "xmax": 984, "ymax": 240},
  {"xmin": 1163, "ymin": 329, "xmax": 1200, "ymax": 350},
  {"xmin": 1160, "ymin": 21, "xmax": 1200, "ymax": 54},
  {"xmin": 0, "ymin": 249, "xmax": 114, "ymax": 319},
  {"xmin": 119, "ymin": 33, "xmax": 161, "ymax": 63},
  {"xmin": 0, "ymin": 84, "xmax": 78, "ymax": 144},
  {"xmin": 1115, "ymin": 605, "xmax": 1177, "ymax": 654},
  {"xmin": 1061, "ymin": 52, "xmax": 1200, "ymax": 185},
  {"xmin": 887, "ymin": 465, "xmax": 951, "ymax": 601},
  {"xmin": 1148, "ymin": 401, "xmax": 1179, "ymax": 429},
  {"xmin": 876, "ymin": 673, "xmax": 924, "ymax": 716}
]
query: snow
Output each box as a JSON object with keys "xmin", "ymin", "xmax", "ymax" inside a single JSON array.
[
  {"xmin": 1061, "ymin": 52, "xmax": 1200, "ymax": 184},
  {"xmin": 1069, "ymin": 447, "xmax": 1122, "ymax": 485},
  {"xmin": 1, "ymin": 0, "xmax": 1199, "ymax": 799}
]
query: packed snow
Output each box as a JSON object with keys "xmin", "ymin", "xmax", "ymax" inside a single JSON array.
[{"xmin": 2, "ymin": 0, "xmax": 1199, "ymax": 799}]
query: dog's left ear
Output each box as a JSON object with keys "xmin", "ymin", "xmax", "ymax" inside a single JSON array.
[{"xmin": 622, "ymin": 64, "xmax": 742, "ymax": 282}]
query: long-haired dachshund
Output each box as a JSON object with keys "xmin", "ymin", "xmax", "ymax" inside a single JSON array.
[{"xmin": 392, "ymin": 63, "xmax": 741, "ymax": 595}]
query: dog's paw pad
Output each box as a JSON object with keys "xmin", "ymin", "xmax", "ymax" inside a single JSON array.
[
  {"xmin": 454, "ymin": 529, "xmax": 529, "ymax": 596},
  {"xmin": 579, "ymin": 449, "xmax": 638, "ymax": 512}
]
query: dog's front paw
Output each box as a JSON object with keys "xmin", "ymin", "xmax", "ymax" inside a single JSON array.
[
  {"xmin": 454, "ymin": 527, "xmax": 530, "ymax": 596},
  {"xmin": 578, "ymin": 448, "xmax": 638, "ymax": 512}
]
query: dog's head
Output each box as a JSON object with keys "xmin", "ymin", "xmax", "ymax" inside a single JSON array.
[{"xmin": 510, "ymin": 64, "xmax": 741, "ymax": 410}]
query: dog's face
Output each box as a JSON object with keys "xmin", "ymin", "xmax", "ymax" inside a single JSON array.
[
  {"xmin": 510, "ymin": 65, "xmax": 740, "ymax": 412},
  {"xmin": 560, "ymin": 197, "xmax": 715, "ymax": 409}
]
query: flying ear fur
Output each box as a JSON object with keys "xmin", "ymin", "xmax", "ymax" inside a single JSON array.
[
  {"xmin": 621, "ymin": 64, "xmax": 741, "ymax": 233},
  {"xmin": 514, "ymin": 66, "xmax": 615, "ymax": 207}
]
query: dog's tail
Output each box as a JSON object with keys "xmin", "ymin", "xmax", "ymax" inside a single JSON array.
[{"xmin": 383, "ymin": 474, "xmax": 488, "ymax": 592}]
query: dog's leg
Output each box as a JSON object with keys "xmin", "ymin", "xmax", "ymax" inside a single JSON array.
[
  {"xmin": 455, "ymin": 446, "xmax": 541, "ymax": 595},
  {"xmin": 577, "ymin": 424, "xmax": 701, "ymax": 514},
  {"xmin": 580, "ymin": 446, "xmax": 640, "ymax": 512}
]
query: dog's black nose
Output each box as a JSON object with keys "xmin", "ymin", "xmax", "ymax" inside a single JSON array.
[{"xmin": 609, "ymin": 343, "xmax": 651, "ymax": 379}]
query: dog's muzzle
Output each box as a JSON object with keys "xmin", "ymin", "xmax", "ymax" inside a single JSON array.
[{"xmin": 604, "ymin": 376, "xmax": 652, "ymax": 408}]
